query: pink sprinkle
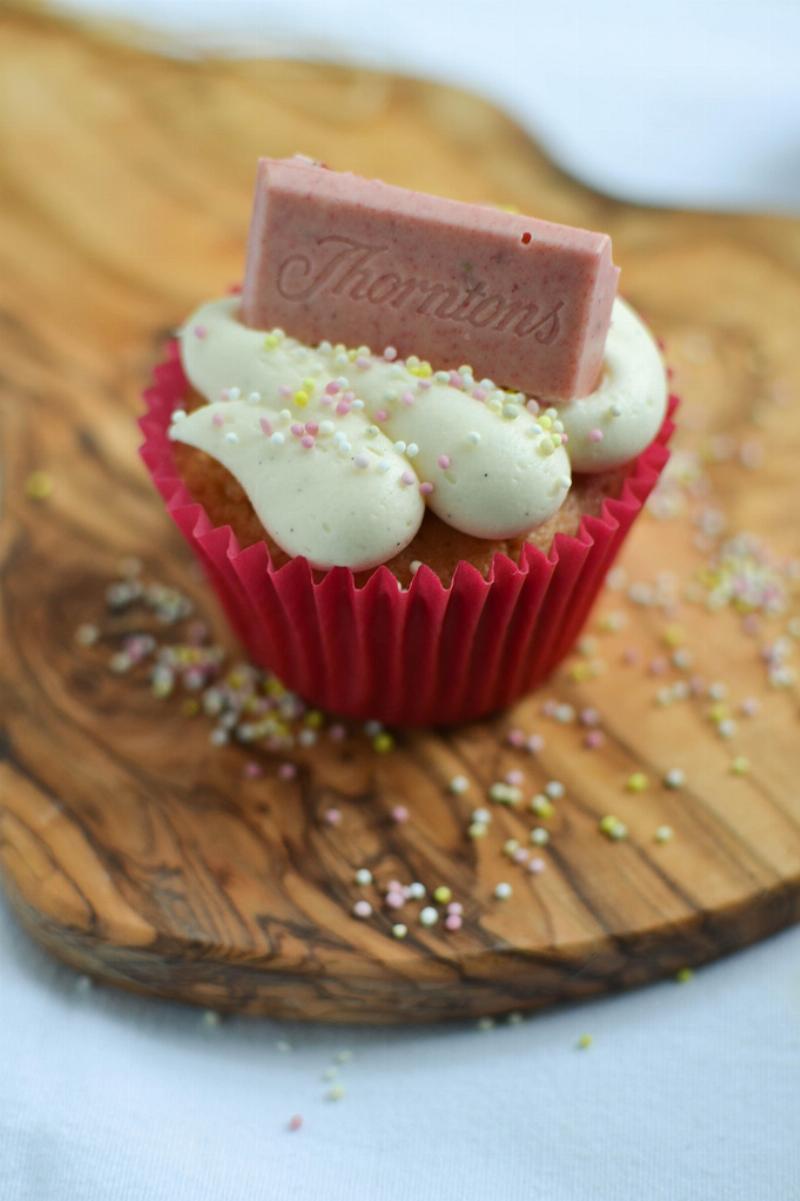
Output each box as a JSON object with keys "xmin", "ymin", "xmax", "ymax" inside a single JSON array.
[
  {"xmin": 579, "ymin": 707, "xmax": 600, "ymax": 727},
  {"xmin": 505, "ymin": 769, "xmax": 524, "ymax": 786},
  {"xmin": 324, "ymin": 807, "xmax": 342, "ymax": 826},
  {"xmin": 291, "ymin": 423, "xmax": 304, "ymax": 437},
  {"xmin": 541, "ymin": 700, "xmax": 558, "ymax": 717},
  {"xmin": 387, "ymin": 880, "xmax": 403, "ymax": 893},
  {"xmin": 583, "ymin": 730, "xmax": 605, "ymax": 750},
  {"xmin": 513, "ymin": 847, "xmax": 530, "ymax": 864},
  {"xmin": 329, "ymin": 724, "xmax": 347, "ymax": 741},
  {"xmin": 278, "ymin": 763, "xmax": 297, "ymax": 781},
  {"xmin": 472, "ymin": 387, "xmax": 487, "ymax": 401},
  {"xmin": 279, "ymin": 384, "xmax": 292, "ymax": 399},
  {"xmin": 740, "ymin": 697, "xmax": 760, "ymax": 717},
  {"xmin": 243, "ymin": 761, "xmax": 263, "ymax": 779},
  {"xmin": 446, "ymin": 901, "xmax": 463, "ymax": 916},
  {"xmin": 526, "ymin": 399, "xmax": 540, "ymax": 415},
  {"xmin": 448, "ymin": 371, "xmax": 464, "ymax": 389},
  {"xmin": 622, "ymin": 647, "xmax": 640, "ymax": 666},
  {"xmin": 355, "ymin": 355, "xmax": 370, "ymax": 369},
  {"xmin": 437, "ymin": 454, "xmax": 451, "ymax": 470},
  {"xmin": 259, "ymin": 417, "xmax": 273, "ymax": 436},
  {"xmin": 526, "ymin": 734, "xmax": 545, "ymax": 754},
  {"xmin": 528, "ymin": 857, "xmax": 546, "ymax": 874},
  {"xmin": 288, "ymin": 1115, "xmax": 303, "ymax": 1133},
  {"xmin": 649, "ymin": 656, "xmax": 668, "ymax": 676},
  {"xmin": 353, "ymin": 900, "xmax": 372, "ymax": 919},
  {"xmin": 336, "ymin": 401, "xmax": 350, "ymax": 416},
  {"xmin": 742, "ymin": 614, "xmax": 760, "ymax": 636},
  {"xmin": 193, "ymin": 324, "xmax": 207, "ymax": 339},
  {"xmin": 374, "ymin": 409, "xmax": 389, "ymax": 422},
  {"xmin": 385, "ymin": 890, "xmax": 405, "ymax": 910},
  {"xmin": 588, "ymin": 428, "xmax": 604, "ymax": 444},
  {"xmin": 343, "ymin": 390, "xmax": 355, "ymax": 403},
  {"xmin": 383, "ymin": 346, "xmax": 397, "ymax": 361},
  {"xmin": 419, "ymin": 482, "xmax": 434, "ymax": 496},
  {"xmin": 445, "ymin": 914, "xmax": 463, "ymax": 932},
  {"xmin": 561, "ymin": 432, "xmax": 569, "ymax": 444},
  {"xmin": 401, "ymin": 470, "xmax": 416, "ymax": 486},
  {"xmin": 301, "ymin": 435, "xmax": 315, "ymax": 449},
  {"xmin": 401, "ymin": 391, "xmax": 415, "ymax": 406},
  {"xmin": 391, "ymin": 805, "xmax": 409, "ymax": 824},
  {"xmin": 305, "ymin": 422, "xmax": 319, "ymax": 435},
  {"xmin": 325, "ymin": 380, "xmax": 341, "ymax": 395},
  {"xmin": 507, "ymin": 728, "xmax": 526, "ymax": 748},
  {"xmin": 418, "ymin": 378, "xmax": 432, "ymax": 389},
  {"xmin": 212, "ymin": 413, "xmax": 225, "ymax": 428}
]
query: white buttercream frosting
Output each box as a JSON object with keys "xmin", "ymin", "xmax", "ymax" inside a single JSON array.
[{"xmin": 170, "ymin": 295, "xmax": 666, "ymax": 570}]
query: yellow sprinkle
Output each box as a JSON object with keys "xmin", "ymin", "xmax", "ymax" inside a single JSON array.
[
  {"xmin": 539, "ymin": 415, "xmax": 553, "ymax": 431},
  {"xmin": 433, "ymin": 885, "xmax": 452, "ymax": 904},
  {"xmin": 576, "ymin": 1033, "xmax": 593, "ymax": 1049},
  {"xmin": 708, "ymin": 702, "xmax": 729, "ymax": 723},
  {"xmin": 730, "ymin": 756, "xmax": 750, "ymax": 776},
  {"xmin": 263, "ymin": 334, "xmax": 280, "ymax": 350},
  {"xmin": 293, "ymin": 390, "xmax": 309, "ymax": 407},
  {"xmin": 599, "ymin": 815, "xmax": 628, "ymax": 840},
  {"xmin": 568, "ymin": 662, "xmax": 593, "ymax": 683},
  {"xmin": 326, "ymin": 1085, "xmax": 345, "ymax": 1102},
  {"xmin": 626, "ymin": 772, "xmax": 648, "ymax": 793},
  {"xmin": 372, "ymin": 732, "xmax": 395, "ymax": 754},
  {"xmin": 302, "ymin": 377, "xmax": 316, "ymax": 392},
  {"xmin": 182, "ymin": 699, "xmax": 200, "ymax": 717},
  {"xmin": 25, "ymin": 470, "xmax": 54, "ymax": 501},
  {"xmin": 675, "ymin": 967, "xmax": 694, "ymax": 984},
  {"xmin": 662, "ymin": 624, "xmax": 685, "ymax": 648},
  {"xmin": 304, "ymin": 710, "xmax": 324, "ymax": 729},
  {"xmin": 265, "ymin": 678, "xmax": 286, "ymax": 697},
  {"xmin": 530, "ymin": 795, "xmax": 555, "ymax": 819}
]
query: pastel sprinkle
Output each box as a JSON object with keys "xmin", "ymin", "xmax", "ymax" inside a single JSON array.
[
  {"xmin": 391, "ymin": 804, "xmax": 409, "ymax": 823},
  {"xmin": 259, "ymin": 417, "xmax": 273, "ymax": 436},
  {"xmin": 352, "ymin": 900, "xmax": 372, "ymax": 919},
  {"xmin": 354, "ymin": 868, "xmax": 373, "ymax": 886},
  {"xmin": 445, "ymin": 913, "xmax": 463, "ymax": 931},
  {"xmin": 25, "ymin": 471, "xmax": 54, "ymax": 501},
  {"xmin": 627, "ymin": 772, "xmax": 649, "ymax": 793},
  {"xmin": 437, "ymin": 454, "xmax": 451, "ymax": 470},
  {"xmin": 419, "ymin": 906, "xmax": 439, "ymax": 927},
  {"xmin": 577, "ymin": 1034, "xmax": 593, "ymax": 1050},
  {"xmin": 663, "ymin": 768, "xmax": 685, "ymax": 790},
  {"xmin": 655, "ymin": 825, "xmax": 674, "ymax": 843},
  {"xmin": 433, "ymin": 885, "xmax": 453, "ymax": 904},
  {"xmin": 494, "ymin": 882, "xmax": 513, "ymax": 900},
  {"xmin": 392, "ymin": 923, "xmax": 408, "ymax": 939}
]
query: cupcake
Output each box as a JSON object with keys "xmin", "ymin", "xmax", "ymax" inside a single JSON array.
[{"xmin": 141, "ymin": 159, "xmax": 674, "ymax": 725}]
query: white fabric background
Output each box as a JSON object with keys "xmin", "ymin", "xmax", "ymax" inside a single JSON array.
[
  {"xmin": 53, "ymin": 0, "xmax": 800, "ymax": 211},
  {"xmin": 5, "ymin": 3, "xmax": 799, "ymax": 1198}
]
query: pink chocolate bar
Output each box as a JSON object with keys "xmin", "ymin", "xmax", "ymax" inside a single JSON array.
[{"xmin": 242, "ymin": 158, "xmax": 619, "ymax": 399}]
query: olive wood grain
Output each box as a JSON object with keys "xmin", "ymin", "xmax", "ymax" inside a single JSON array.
[{"xmin": 0, "ymin": 6, "xmax": 799, "ymax": 1022}]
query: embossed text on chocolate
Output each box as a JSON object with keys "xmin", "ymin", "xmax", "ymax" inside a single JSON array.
[{"xmin": 276, "ymin": 235, "xmax": 564, "ymax": 344}]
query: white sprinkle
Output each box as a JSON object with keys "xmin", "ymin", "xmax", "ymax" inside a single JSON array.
[
  {"xmin": 319, "ymin": 420, "xmax": 335, "ymax": 436},
  {"xmin": 449, "ymin": 775, "xmax": 470, "ymax": 795},
  {"xmin": 202, "ymin": 1011, "xmax": 221, "ymax": 1028},
  {"xmin": 655, "ymin": 825, "xmax": 674, "ymax": 843},
  {"xmin": 377, "ymin": 460, "xmax": 391, "ymax": 473},
  {"xmin": 270, "ymin": 432, "xmax": 285, "ymax": 446},
  {"xmin": 466, "ymin": 431, "xmax": 481, "ymax": 446},
  {"xmin": 171, "ymin": 408, "xmax": 187, "ymax": 423},
  {"xmin": 530, "ymin": 827, "xmax": 550, "ymax": 846},
  {"xmin": 419, "ymin": 906, "xmax": 439, "ymax": 927},
  {"xmin": 393, "ymin": 440, "xmax": 407, "ymax": 453},
  {"xmin": 407, "ymin": 882, "xmax": 426, "ymax": 900},
  {"xmin": 278, "ymin": 409, "xmax": 292, "ymax": 423},
  {"xmin": 494, "ymin": 882, "xmax": 513, "ymax": 900},
  {"xmin": 224, "ymin": 431, "xmax": 239, "ymax": 444},
  {"xmin": 247, "ymin": 391, "xmax": 261, "ymax": 405},
  {"xmin": 409, "ymin": 560, "xmax": 422, "ymax": 575},
  {"xmin": 276, "ymin": 1039, "xmax": 292, "ymax": 1053},
  {"xmin": 664, "ymin": 768, "xmax": 685, "ymax": 789},
  {"xmin": 406, "ymin": 442, "xmax": 420, "ymax": 458},
  {"xmin": 351, "ymin": 398, "xmax": 365, "ymax": 410},
  {"xmin": 354, "ymin": 868, "xmax": 373, "ymax": 886},
  {"xmin": 392, "ymin": 923, "xmax": 408, "ymax": 939},
  {"xmin": 545, "ymin": 780, "xmax": 565, "ymax": 799},
  {"xmin": 471, "ymin": 807, "xmax": 491, "ymax": 824}
]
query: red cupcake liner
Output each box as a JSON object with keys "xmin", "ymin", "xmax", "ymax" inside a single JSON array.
[{"xmin": 140, "ymin": 343, "xmax": 677, "ymax": 726}]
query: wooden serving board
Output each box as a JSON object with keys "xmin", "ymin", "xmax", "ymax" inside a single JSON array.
[{"xmin": 1, "ymin": 7, "xmax": 799, "ymax": 1023}]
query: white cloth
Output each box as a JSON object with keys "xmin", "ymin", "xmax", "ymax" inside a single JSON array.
[
  {"xmin": 52, "ymin": 0, "xmax": 800, "ymax": 211},
  {"xmin": 1, "ymin": 898, "xmax": 798, "ymax": 1200},
  {"xmin": 6, "ymin": 5, "xmax": 799, "ymax": 1197}
]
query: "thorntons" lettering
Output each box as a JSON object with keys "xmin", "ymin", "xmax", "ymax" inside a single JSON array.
[{"xmin": 276, "ymin": 236, "xmax": 564, "ymax": 344}]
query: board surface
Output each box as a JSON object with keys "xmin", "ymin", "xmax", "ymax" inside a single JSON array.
[{"xmin": 1, "ymin": 7, "xmax": 799, "ymax": 1022}]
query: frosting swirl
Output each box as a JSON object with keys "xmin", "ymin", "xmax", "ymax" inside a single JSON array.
[{"xmin": 170, "ymin": 296, "xmax": 666, "ymax": 570}]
